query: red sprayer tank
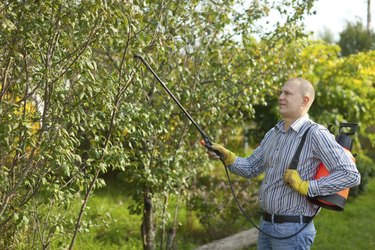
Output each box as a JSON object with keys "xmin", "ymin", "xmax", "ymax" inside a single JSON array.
[{"xmin": 307, "ymin": 123, "xmax": 358, "ymax": 211}]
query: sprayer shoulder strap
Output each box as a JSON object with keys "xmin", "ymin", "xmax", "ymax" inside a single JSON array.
[{"xmin": 289, "ymin": 126, "xmax": 312, "ymax": 170}]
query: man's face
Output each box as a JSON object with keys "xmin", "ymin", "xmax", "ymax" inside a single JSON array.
[{"xmin": 278, "ymin": 81, "xmax": 305, "ymax": 119}]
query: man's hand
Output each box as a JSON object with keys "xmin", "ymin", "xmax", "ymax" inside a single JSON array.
[
  {"xmin": 207, "ymin": 143, "xmax": 236, "ymax": 167},
  {"xmin": 283, "ymin": 169, "xmax": 309, "ymax": 196}
]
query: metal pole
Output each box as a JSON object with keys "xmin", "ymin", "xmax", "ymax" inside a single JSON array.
[{"xmin": 134, "ymin": 54, "xmax": 212, "ymax": 143}]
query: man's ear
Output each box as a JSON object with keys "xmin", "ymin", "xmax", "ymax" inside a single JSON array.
[{"xmin": 302, "ymin": 96, "xmax": 310, "ymax": 106}]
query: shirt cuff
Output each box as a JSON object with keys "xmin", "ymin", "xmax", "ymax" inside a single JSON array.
[
  {"xmin": 227, "ymin": 157, "xmax": 239, "ymax": 169},
  {"xmin": 308, "ymin": 180, "xmax": 320, "ymax": 197}
]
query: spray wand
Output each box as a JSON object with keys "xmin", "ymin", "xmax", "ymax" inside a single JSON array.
[
  {"xmin": 134, "ymin": 54, "xmax": 222, "ymax": 159},
  {"xmin": 134, "ymin": 54, "xmax": 311, "ymax": 240}
]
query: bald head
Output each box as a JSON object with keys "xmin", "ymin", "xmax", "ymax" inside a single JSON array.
[
  {"xmin": 286, "ymin": 78, "xmax": 315, "ymax": 108},
  {"xmin": 278, "ymin": 78, "xmax": 315, "ymax": 123}
]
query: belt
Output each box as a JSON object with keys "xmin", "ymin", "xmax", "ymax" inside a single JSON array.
[{"xmin": 262, "ymin": 212, "xmax": 313, "ymax": 224}]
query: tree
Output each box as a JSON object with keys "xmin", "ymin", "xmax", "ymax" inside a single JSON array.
[
  {"xmin": 297, "ymin": 41, "xmax": 375, "ymax": 192},
  {"xmin": 318, "ymin": 27, "xmax": 336, "ymax": 44},
  {"xmin": 338, "ymin": 21, "xmax": 375, "ymax": 56},
  {"xmin": 0, "ymin": 0, "xmax": 318, "ymax": 249},
  {"xmin": 367, "ymin": 0, "xmax": 372, "ymax": 32},
  {"xmin": 0, "ymin": 1, "xmax": 132, "ymax": 248}
]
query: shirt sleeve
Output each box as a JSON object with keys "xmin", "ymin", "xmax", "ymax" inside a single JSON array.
[
  {"xmin": 227, "ymin": 129, "xmax": 273, "ymax": 178},
  {"xmin": 308, "ymin": 126, "xmax": 361, "ymax": 197}
]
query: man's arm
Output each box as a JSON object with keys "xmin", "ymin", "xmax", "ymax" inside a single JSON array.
[
  {"xmin": 308, "ymin": 127, "xmax": 360, "ymax": 197},
  {"xmin": 227, "ymin": 129, "xmax": 275, "ymax": 179}
]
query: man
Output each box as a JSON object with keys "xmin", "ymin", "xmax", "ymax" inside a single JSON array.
[{"xmin": 208, "ymin": 78, "xmax": 360, "ymax": 250}]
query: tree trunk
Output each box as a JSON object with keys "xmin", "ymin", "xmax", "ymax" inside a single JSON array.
[
  {"xmin": 166, "ymin": 228, "xmax": 176, "ymax": 250},
  {"xmin": 160, "ymin": 195, "xmax": 168, "ymax": 249},
  {"xmin": 141, "ymin": 187, "xmax": 155, "ymax": 250},
  {"xmin": 367, "ymin": 0, "xmax": 372, "ymax": 32},
  {"xmin": 166, "ymin": 201, "xmax": 179, "ymax": 250}
]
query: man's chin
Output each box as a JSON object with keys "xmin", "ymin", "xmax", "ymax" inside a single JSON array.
[
  {"xmin": 279, "ymin": 110, "xmax": 290, "ymax": 118},
  {"xmin": 278, "ymin": 107, "xmax": 286, "ymax": 114}
]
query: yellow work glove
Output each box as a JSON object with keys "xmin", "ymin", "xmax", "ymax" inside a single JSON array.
[
  {"xmin": 207, "ymin": 143, "xmax": 236, "ymax": 167},
  {"xmin": 283, "ymin": 169, "xmax": 309, "ymax": 196}
]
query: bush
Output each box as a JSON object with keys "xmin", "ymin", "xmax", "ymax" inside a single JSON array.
[
  {"xmin": 349, "ymin": 152, "xmax": 375, "ymax": 198},
  {"xmin": 188, "ymin": 172, "xmax": 261, "ymax": 242}
]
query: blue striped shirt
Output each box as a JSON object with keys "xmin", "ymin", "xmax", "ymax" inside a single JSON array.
[{"xmin": 228, "ymin": 114, "xmax": 360, "ymax": 216}]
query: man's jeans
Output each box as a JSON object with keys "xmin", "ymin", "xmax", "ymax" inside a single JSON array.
[{"xmin": 257, "ymin": 218, "xmax": 317, "ymax": 250}]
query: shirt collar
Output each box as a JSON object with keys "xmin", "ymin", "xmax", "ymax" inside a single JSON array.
[{"xmin": 275, "ymin": 114, "xmax": 310, "ymax": 133}]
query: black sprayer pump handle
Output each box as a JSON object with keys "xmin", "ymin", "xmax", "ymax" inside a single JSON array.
[
  {"xmin": 339, "ymin": 122, "xmax": 358, "ymax": 136},
  {"xmin": 134, "ymin": 54, "xmax": 223, "ymax": 160}
]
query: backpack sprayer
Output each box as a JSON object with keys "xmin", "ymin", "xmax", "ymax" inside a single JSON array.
[
  {"xmin": 308, "ymin": 122, "xmax": 358, "ymax": 211},
  {"xmin": 134, "ymin": 54, "xmax": 358, "ymax": 239}
]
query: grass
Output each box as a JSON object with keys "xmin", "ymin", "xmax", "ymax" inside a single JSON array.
[
  {"xmin": 312, "ymin": 178, "xmax": 375, "ymax": 249},
  {"xmin": 67, "ymin": 177, "xmax": 375, "ymax": 250},
  {"xmin": 73, "ymin": 183, "xmax": 143, "ymax": 250},
  {"xmin": 71, "ymin": 179, "xmax": 203, "ymax": 250},
  {"xmin": 248, "ymin": 178, "xmax": 375, "ymax": 250}
]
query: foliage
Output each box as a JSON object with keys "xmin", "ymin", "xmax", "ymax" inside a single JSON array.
[
  {"xmin": 3, "ymin": 0, "xmax": 373, "ymax": 248},
  {"xmin": 62, "ymin": 180, "xmax": 143, "ymax": 250},
  {"xmin": 298, "ymin": 41, "xmax": 375, "ymax": 148},
  {"xmin": 338, "ymin": 21, "xmax": 375, "ymax": 56},
  {"xmin": 317, "ymin": 27, "xmax": 336, "ymax": 44},
  {"xmin": 295, "ymin": 41, "xmax": 375, "ymax": 196},
  {"xmin": 0, "ymin": 1, "xmax": 132, "ymax": 248},
  {"xmin": 234, "ymin": 39, "xmax": 375, "ymax": 198},
  {"xmin": 0, "ymin": 0, "xmax": 332, "ymax": 249},
  {"xmin": 348, "ymin": 153, "xmax": 375, "ymax": 197},
  {"xmin": 189, "ymin": 172, "xmax": 261, "ymax": 242},
  {"xmin": 51, "ymin": 175, "xmax": 375, "ymax": 250}
]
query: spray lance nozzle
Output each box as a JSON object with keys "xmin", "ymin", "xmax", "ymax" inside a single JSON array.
[{"xmin": 199, "ymin": 138, "xmax": 224, "ymax": 161}]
